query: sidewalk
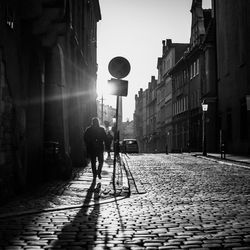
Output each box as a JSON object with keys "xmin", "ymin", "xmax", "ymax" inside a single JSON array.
[
  {"xmin": 0, "ymin": 153, "xmax": 129, "ymax": 218},
  {"xmin": 194, "ymin": 152, "xmax": 250, "ymax": 167}
]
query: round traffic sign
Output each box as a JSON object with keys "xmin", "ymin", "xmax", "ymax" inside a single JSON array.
[{"xmin": 108, "ymin": 56, "xmax": 131, "ymax": 79}]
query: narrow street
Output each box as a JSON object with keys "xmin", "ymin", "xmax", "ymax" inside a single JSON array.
[{"xmin": 1, "ymin": 154, "xmax": 250, "ymax": 249}]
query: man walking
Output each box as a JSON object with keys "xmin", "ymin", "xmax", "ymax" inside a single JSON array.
[
  {"xmin": 105, "ymin": 131, "xmax": 113, "ymax": 159},
  {"xmin": 84, "ymin": 117, "xmax": 107, "ymax": 179}
]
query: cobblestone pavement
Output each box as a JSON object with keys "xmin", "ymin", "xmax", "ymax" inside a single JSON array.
[
  {"xmin": 0, "ymin": 157, "xmax": 128, "ymax": 217},
  {"xmin": 1, "ymin": 153, "xmax": 250, "ymax": 249}
]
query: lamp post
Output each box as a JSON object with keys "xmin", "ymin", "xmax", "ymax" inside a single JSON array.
[
  {"xmin": 166, "ymin": 131, "xmax": 170, "ymax": 154},
  {"xmin": 201, "ymin": 101, "xmax": 208, "ymax": 156}
]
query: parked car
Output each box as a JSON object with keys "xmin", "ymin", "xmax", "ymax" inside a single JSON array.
[{"xmin": 121, "ymin": 139, "xmax": 139, "ymax": 153}]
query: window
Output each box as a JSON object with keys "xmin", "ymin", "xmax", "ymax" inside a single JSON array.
[
  {"xmin": 194, "ymin": 61, "xmax": 196, "ymax": 76},
  {"xmin": 196, "ymin": 59, "xmax": 199, "ymax": 75},
  {"xmin": 5, "ymin": 6, "xmax": 15, "ymax": 29}
]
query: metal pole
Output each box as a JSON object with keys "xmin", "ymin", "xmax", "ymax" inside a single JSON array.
[
  {"xmin": 202, "ymin": 111, "xmax": 207, "ymax": 156},
  {"xmin": 113, "ymin": 95, "xmax": 119, "ymax": 190}
]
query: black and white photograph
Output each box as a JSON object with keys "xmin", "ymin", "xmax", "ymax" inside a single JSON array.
[{"xmin": 0, "ymin": 0, "xmax": 250, "ymax": 249}]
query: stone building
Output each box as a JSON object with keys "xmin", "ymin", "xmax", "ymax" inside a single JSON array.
[
  {"xmin": 146, "ymin": 76, "xmax": 158, "ymax": 152},
  {"xmin": 213, "ymin": 0, "xmax": 250, "ymax": 154},
  {"xmin": 156, "ymin": 39, "xmax": 189, "ymax": 153},
  {"xmin": 134, "ymin": 88, "xmax": 144, "ymax": 151},
  {"xmin": 0, "ymin": 0, "xmax": 101, "ymax": 200},
  {"xmin": 169, "ymin": 0, "xmax": 216, "ymax": 153},
  {"xmin": 135, "ymin": 0, "xmax": 250, "ymax": 155},
  {"xmin": 134, "ymin": 77, "xmax": 157, "ymax": 153}
]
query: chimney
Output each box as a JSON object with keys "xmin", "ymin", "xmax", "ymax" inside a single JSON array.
[
  {"xmin": 191, "ymin": 0, "xmax": 202, "ymax": 12},
  {"xmin": 162, "ymin": 40, "xmax": 166, "ymax": 54},
  {"xmin": 166, "ymin": 39, "xmax": 172, "ymax": 48}
]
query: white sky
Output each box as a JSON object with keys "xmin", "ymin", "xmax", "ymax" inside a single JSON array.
[{"xmin": 97, "ymin": 0, "xmax": 211, "ymax": 121}]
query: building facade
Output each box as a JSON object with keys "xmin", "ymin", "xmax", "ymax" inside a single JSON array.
[
  {"xmin": 134, "ymin": 77, "xmax": 157, "ymax": 153},
  {"xmin": 214, "ymin": 0, "xmax": 250, "ymax": 154},
  {"xmin": 156, "ymin": 39, "xmax": 189, "ymax": 153},
  {"xmin": 0, "ymin": 0, "xmax": 101, "ymax": 200},
  {"xmin": 134, "ymin": 88, "xmax": 144, "ymax": 152},
  {"xmin": 146, "ymin": 77, "xmax": 158, "ymax": 152},
  {"xmin": 170, "ymin": 0, "xmax": 217, "ymax": 153},
  {"xmin": 135, "ymin": 0, "xmax": 249, "ymax": 156},
  {"xmin": 135, "ymin": 0, "xmax": 218, "ymax": 154}
]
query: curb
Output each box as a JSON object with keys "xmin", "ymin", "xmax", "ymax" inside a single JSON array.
[
  {"xmin": 194, "ymin": 154, "xmax": 250, "ymax": 169},
  {"xmin": 121, "ymin": 154, "xmax": 147, "ymax": 195}
]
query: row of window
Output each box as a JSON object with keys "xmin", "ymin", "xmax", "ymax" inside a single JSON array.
[
  {"xmin": 173, "ymin": 96, "xmax": 189, "ymax": 116},
  {"xmin": 2, "ymin": 5, "xmax": 15, "ymax": 30},
  {"xmin": 190, "ymin": 59, "xmax": 199, "ymax": 79},
  {"xmin": 172, "ymin": 90, "xmax": 200, "ymax": 116},
  {"xmin": 172, "ymin": 59, "xmax": 200, "ymax": 91}
]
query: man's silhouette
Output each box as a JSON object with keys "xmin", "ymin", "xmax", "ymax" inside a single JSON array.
[{"xmin": 84, "ymin": 118, "xmax": 107, "ymax": 179}]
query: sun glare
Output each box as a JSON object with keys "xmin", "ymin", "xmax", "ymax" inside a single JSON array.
[{"xmin": 97, "ymin": 80, "xmax": 116, "ymax": 106}]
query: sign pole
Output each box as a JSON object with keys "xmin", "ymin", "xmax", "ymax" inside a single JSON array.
[
  {"xmin": 108, "ymin": 56, "xmax": 130, "ymax": 194},
  {"xmin": 113, "ymin": 95, "xmax": 119, "ymax": 191}
]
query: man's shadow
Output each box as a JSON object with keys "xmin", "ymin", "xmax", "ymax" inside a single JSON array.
[{"xmin": 50, "ymin": 178, "xmax": 102, "ymax": 249}]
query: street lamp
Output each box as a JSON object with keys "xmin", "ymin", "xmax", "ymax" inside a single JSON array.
[
  {"xmin": 166, "ymin": 131, "xmax": 170, "ymax": 154},
  {"xmin": 201, "ymin": 101, "xmax": 208, "ymax": 156}
]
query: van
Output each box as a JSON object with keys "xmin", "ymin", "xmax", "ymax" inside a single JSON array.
[{"xmin": 122, "ymin": 139, "xmax": 139, "ymax": 153}]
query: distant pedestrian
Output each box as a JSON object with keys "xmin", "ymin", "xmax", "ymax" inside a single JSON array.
[
  {"xmin": 221, "ymin": 143, "xmax": 226, "ymax": 159},
  {"xmin": 84, "ymin": 117, "xmax": 107, "ymax": 179},
  {"xmin": 105, "ymin": 131, "xmax": 113, "ymax": 159}
]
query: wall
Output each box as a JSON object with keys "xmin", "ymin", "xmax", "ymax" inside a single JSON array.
[
  {"xmin": 216, "ymin": 0, "xmax": 250, "ymax": 154},
  {"xmin": 0, "ymin": 48, "xmax": 15, "ymax": 200},
  {"xmin": 0, "ymin": 0, "xmax": 101, "ymax": 200}
]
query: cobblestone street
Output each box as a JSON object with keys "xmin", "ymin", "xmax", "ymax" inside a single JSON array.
[{"xmin": 1, "ymin": 153, "xmax": 250, "ymax": 249}]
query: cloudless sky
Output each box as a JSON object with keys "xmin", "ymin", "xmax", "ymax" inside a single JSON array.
[{"xmin": 97, "ymin": 0, "xmax": 211, "ymax": 121}]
